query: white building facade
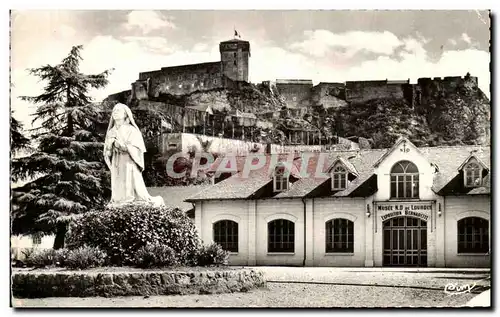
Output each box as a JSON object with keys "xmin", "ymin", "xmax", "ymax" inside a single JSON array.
[{"xmin": 187, "ymin": 138, "xmax": 491, "ymax": 268}]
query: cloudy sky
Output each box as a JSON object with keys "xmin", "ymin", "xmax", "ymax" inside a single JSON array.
[{"xmin": 11, "ymin": 10, "xmax": 490, "ymax": 128}]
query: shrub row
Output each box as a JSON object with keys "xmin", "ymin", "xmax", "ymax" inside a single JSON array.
[
  {"xmin": 20, "ymin": 204, "xmax": 230, "ymax": 270},
  {"xmin": 22, "ymin": 246, "xmax": 106, "ymax": 270},
  {"xmin": 21, "ymin": 243, "xmax": 228, "ymax": 270}
]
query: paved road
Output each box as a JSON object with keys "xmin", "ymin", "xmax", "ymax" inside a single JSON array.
[
  {"xmin": 13, "ymin": 267, "xmax": 490, "ymax": 308},
  {"xmin": 253, "ymin": 267, "xmax": 490, "ymax": 290}
]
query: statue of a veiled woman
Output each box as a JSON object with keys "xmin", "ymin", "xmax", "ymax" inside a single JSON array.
[{"xmin": 104, "ymin": 103, "xmax": 164, "ymax": 207}]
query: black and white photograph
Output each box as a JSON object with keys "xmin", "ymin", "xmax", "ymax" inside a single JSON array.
[{"xmin": 8, "ymin": 8, "xmax": 492, "ymax": 308}]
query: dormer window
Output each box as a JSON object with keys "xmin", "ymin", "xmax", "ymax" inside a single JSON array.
[
  {"xmin": 464, "ymin": 162, "xmax": 482, "ymax": 187},
  {"xmin": 332, "ymin": 165, "xmax": 348, "ymax": 190},
  {"xmin": 273, "ymin": 165, "xmax": 289, "ymax": 192}
]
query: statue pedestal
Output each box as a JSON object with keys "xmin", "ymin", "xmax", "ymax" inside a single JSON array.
[{"xmin": 106, "ymin": 196, "xmax": 165, "ymax": 210}]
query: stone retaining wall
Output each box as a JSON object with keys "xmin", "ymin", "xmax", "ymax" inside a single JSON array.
[{"xmin": 12, "ymin": 268, "xmax": 265, "ymax": 298}]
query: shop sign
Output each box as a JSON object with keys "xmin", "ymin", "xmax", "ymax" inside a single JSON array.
[{"xmin": 377, "ymin": 202, "xmax": 431, "ymax": 221}]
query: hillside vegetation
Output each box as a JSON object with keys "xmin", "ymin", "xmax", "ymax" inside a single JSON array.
[
  {"xmin": 108, "ymin": 76, "xmax": 490, "ymax": 150},
  {"xmin": 102, "ymin": 76, "xmax": 490, "ymax": 187},
  {"xmin": 328, "ymin": 82, "xmax": 490, "ymax": 148}
]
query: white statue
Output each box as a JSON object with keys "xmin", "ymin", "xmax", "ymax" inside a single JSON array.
[{"xmin": 104, "ymin": 103, "xmax": 164, "ymax": 207}]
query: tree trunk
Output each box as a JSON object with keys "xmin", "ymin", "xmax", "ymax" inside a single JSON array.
[{"xmin": 53, "ymin": 223, "xmax": 68, "ymax": 249}]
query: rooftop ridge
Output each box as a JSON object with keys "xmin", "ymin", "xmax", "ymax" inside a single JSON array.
[{"xmin": 418, "ymin": 144, "xmax": 489, "ymax": 150}]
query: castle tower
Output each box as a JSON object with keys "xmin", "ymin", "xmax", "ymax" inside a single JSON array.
[{"xmin": 219, "ymin": 37, "xmax": 250, "ymax": 82}]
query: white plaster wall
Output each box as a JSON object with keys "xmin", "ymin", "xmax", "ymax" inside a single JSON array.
[
  {"xmin": 371, "ymin": 141, "xmax": 440, "ymax": 267},
  {"xmin": 181, "ymin": 133, "xmax": 267, "ymax": 156},
  {"xmin": 195, "ymin": 200, "xmax": 250, "ymax": 265},
  {"xmin": 443, "ymin": 196, "xmax": 491, "ymax": 268},
  {"xmin": 373, "ymin": 142, "xmax": 436, "ymax": 202},
  {"xmin": 165, "ymin": 133, "xmax": 357, "ymax": 157},
  {"xmin": 255, "ymin": 199, "xmax": 305, "ymax": 266},
  {"xmin": 312, "ymin": 197, "xmax": 366, "ymax": 266}
]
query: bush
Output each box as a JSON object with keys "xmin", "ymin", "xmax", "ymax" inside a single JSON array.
[
  {"xmin": 20, "ymin": 248, "xmax": 35, "ymax": 261},
  {"xmin": 134, "ymin": 242, "xmax": 178, "ymax": 268},
  {"xmin": 197, "ymin": 243, "xmax": 229, "ymax": 266},
  {"xmin": 64, "ymin": 246, "xmax": 107, "ymax": 270},
  {"xmin": 22, "ymin": 246, "xmax": 106, "ymax": 270},
  {"xmin": 66, "ymin": 204, "xmax": 202, "ymax": 266},
  {"xmin": 24, "ymin": 248, "xmax": 68, "ymax": 268}
]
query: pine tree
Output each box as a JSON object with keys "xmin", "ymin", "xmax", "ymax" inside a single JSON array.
[
  {"xmin": 11, "ymin": 45, "xmax": 113, "ymax": 249},
  {"xmin": 10, "ymin": 112, "xmax": 31, "ymax": 155}
]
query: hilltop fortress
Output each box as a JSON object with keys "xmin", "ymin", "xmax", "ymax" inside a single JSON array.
[
  {"xmin": 105, "ymin": 37, "xmax": 485, "ymax": 156},
  {"xmin": 112, "ymin": 37, "xmax": 480, "ymax": 111}
]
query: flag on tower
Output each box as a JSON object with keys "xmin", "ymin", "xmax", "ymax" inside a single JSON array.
[{"xmin": 234, "ymin": 29, "xmax": 241, "ymax": 38}]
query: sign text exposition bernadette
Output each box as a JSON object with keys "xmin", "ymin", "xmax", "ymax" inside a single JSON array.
[{"xmin": 378, "ymin": 203, "xmax": 431, "ymax": 221}]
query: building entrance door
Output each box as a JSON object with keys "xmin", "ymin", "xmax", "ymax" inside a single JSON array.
[{"xmin": 383, "ymin": 217, "xmax": 427, "ymax": 267}]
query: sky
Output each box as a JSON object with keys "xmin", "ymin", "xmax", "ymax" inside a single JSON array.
[{"xmin": 10, "ymin": 10, "xmax": 491, "ymax": 129}]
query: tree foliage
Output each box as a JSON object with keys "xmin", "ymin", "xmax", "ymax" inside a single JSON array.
[
  {"xmin": 11, "ymin": 45, "xmax": 113, "ymax": 248},
  {"xmin": 327, "ymin": 80, "xmax": 490, "ymax": 149},
  {"xmin": 425, "ymin": 81, "xmax": 490, "ymax": 146},
  {"xmin": 10, "ymin": 112, "xmax": 31, "ymax": 155}
]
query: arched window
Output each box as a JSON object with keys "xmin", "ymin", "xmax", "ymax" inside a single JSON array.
[
  {"xmin": 457, "ymin": 217, "xmax": 489, "ymax": 254},
  {"xmin": 268, "ymin": 219, "xmax": 295, "ymax": 253},
  {"xmin": 331, "ymin": 165, "xmax": 348, "ymax": 190},
  {"xmin": 390, "ymin": 161, "xmax": 419, "ymax": 199},
  {"xmin": 325, "ymin": 218, "xmax": 354, "ymax": 253},
  {"xmin": 464, "ymin": 162, "xmax": 482, "ymax": 187},
  {"xmin": 273, "ymin": 164, "xmax": 289, "ymax": 192},
  {"xmin": 213, "ymin": 220, "xmax": 238, "ymax": 252}
]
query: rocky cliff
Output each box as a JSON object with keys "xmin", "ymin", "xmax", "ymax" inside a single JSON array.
[
  {"xmin": 329, "ymin": 80, "xmax": 490, "ymax": 148},
  {"xmin": 106, "ymin": 74, "xmax": 490, "ymax": 150}
]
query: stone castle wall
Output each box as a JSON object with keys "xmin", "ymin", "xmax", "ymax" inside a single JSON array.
[
  {"xmin": 416, "ymin": 75, "xmax": 479, "ymax": 106},
  {"xmin": 345, "ymin": 80, "xmax": 409, "ymax": 103},
  {"xmin": 275, "ymin": 80, "xmax": 313, "ymax": 109},
  {"xmin": 311, "ymin": 82, "xmax": 348, "ymax": 109},
  {"xmin": 118, "ymin": 38, "xmax": 480, "ymax": 111},
  {"xmin": 136, "ymin": 62, "xmax": 224, "ymax": 98}
]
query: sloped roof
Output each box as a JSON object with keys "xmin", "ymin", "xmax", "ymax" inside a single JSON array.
[
  {"xmin": 187, "ymin": 153, "xmax": 303, "ymax": 201},
  {"xmin": 147, "ymin": 186, "xmax": 211, "ymax": 211},
  {"xmin": 327, "ymin": 156, "xmax": 359, "ymax": 176},
  {"xmin": 421, "ymin": 146, "xmax": 490, "ymax": 193},
  {"xmin": 456, "ymin": 153, "xmax": 490, "ymax": 171},
  {"xmin": 186, "ymin": 143, "xmax": 490, "ymax": 201},
  {"xmin": 373, "ymin": 136, "xmax": 425, "ymax": 167},
  {"xmin": 208, "ymin": 156, "xmax": 248, "ymax": 174},
  {"xmin": 468, "ymin": 175, "xmax": 490, "ymax": 195}
]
